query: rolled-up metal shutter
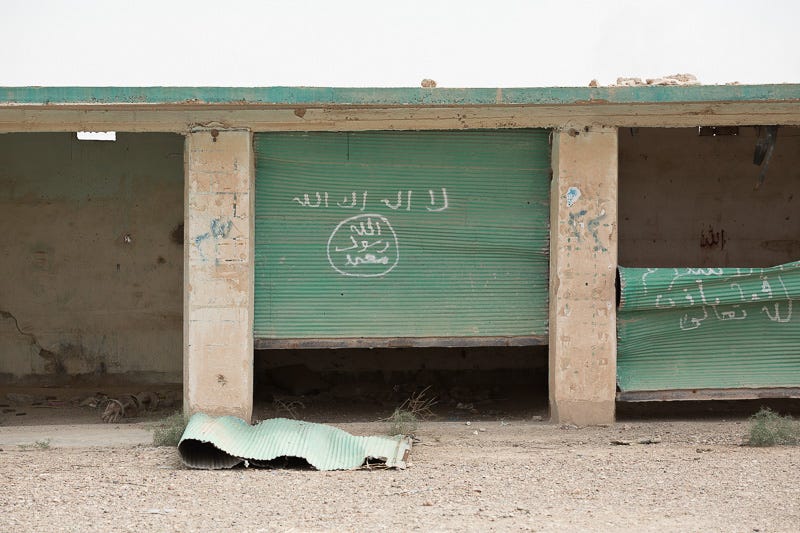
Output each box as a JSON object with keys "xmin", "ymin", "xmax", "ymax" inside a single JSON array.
[
  {"xmin": 617, "ymin": 261, "xmax": 800, "ymax": 399},
  {"xmin": 254, "ymin": 130, "xmax": 550, "ymax": 348}
]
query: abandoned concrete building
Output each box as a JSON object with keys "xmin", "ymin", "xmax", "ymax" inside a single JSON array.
[{"xmin": 0, "ymin": 85, "xmax": 798, "ymax": 425}]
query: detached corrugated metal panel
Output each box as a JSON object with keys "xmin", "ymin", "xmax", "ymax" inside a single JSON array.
[
  {"xmin": 253, "ymin": 130, "xmax": 550, "ymax": 343},
  {"xmin": 617, "ymin": 261, "xmax": 800, "ymax": 392},
  {"xmin": 178, "ymin": 414, "xmax": 412, "ymax": 470}
]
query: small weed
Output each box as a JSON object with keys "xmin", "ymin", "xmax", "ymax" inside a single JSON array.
[
  {"xmin": 746, "ymin": 408, "xmax": 799, "ymax": 447},
  {"xmin": 385, "ymin": 409, "xmax": 420, "ymax": 436},
  {"xmin": 152, "ymin": 411, "xmax": 188, "ymax": 447},
  {"xmin": 383, "ymin": 386, "xmax": 438, "ymax": 436},
  {"xmin": 17, "ymin": 438, "xmax": 51, "ymax": 451}
]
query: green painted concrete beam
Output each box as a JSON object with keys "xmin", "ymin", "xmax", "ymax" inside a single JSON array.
[{"xmin": 0, "ymin": 85, "xmax": 799, "ymax": 107}]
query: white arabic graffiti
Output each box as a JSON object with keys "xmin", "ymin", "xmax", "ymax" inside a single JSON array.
[
  {"xmin": 326, "ymin": 214, "xmax": 400, "ymax": 277},
  {"xmin": 292, "ymin": 188, "xmax": 449, "ymax": 213},
  {"xmin": 643, "ymin": 267, "xmax": 795, "ymax": 331},
  {"xmin": 426, "ymin": 188, "xmax": 449, "ymax": 212}
]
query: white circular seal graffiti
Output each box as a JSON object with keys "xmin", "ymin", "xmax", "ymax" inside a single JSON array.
[{"xmin": 326, "ymin": 214, "xmax": 399, "ymax": 277}]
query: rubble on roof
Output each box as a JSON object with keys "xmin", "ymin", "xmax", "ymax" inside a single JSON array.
[
  {"xmin": 618, "ymin": 73, "xmax": 700, "ymax": 86},
  {"xmin": 601, "ymin": 73, "xmax": 701, "ymax": 87}
]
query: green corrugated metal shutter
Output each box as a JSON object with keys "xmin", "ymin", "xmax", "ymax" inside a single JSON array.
[
  {"xmin": 254, "ymin": 130, "xmax": 550, "ymax": 346},
  {"xmin": 179, "ymin": 413, "xmax": 411, "ymax": 470},
  {"xmin": 617, "ymin": 261, "xmax": 800, "ymax": 395}
]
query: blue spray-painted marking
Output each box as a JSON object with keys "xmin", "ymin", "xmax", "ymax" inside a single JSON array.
[
  {"xmin": 566, "ymin": 186, "xmax": 581, "ymax": 207},
  {"xmin": 587, "ymin": 213, "xmax": 608, "ymax": 252},
  {"xmin": 568, "ymin": 209, "xmax": 588, "ymax": 241},
  {"xmin": 194, "ymin": 218, "xmax": 234, "ymax": 262},
  {"xmin": 210, "ymin": 218, "xmax": 233, "ymax": 238},
  {"xmin": 567, "ymin": 208, "xmax": 608, "ymax": 252}
]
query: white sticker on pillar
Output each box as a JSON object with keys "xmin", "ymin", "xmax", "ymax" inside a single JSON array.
[{"xmin": 566, "ymin": 186, "xmax": 581, "ymax": 208}]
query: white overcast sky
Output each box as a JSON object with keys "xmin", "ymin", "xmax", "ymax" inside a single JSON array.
[{"xmin": 2, "ymin": 0, "xmax": 798, "ymax": 87}]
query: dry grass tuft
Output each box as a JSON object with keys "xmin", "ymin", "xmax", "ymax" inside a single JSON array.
[
  {"xmin": 746, "ymin": 408, "xmax": 799, "ymax": 447},
  {"xmin": 383, "ymin": 386, "xmax": 438, "ymax": 436},
  {"xmin": 272, "ymin": 399, "xmax": 306, "ymax": 419},
  {"xmin": 152, "ymin": 411, "xmax": 188, "ymax": 447}
]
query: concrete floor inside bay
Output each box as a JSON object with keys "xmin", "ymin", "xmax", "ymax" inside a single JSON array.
[{"xmin": 2, "ymin": 365, "xmax": 798, "ymax": 433}]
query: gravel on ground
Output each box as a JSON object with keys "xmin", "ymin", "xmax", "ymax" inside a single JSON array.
[{"xmin": 1, "ymin": 418, "xmax": 798, "ymax": 532}]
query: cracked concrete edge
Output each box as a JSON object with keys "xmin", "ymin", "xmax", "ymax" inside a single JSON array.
[{"xmin": 0, "ymin": 424, "xmax": 153, "ymax": 448}]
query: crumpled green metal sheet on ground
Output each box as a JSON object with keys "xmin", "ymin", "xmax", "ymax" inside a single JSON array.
[
  {"xmin": 178, "ymin": 413, "xmax": 412, "ymax": 471},
  {"xmin": 617, "ymin": 260, "xmax": 800, "ymax": 392}
]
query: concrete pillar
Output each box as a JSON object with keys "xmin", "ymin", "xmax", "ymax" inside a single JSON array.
[
  {"xmin": 184, "ymin": 129, "xmax": 254, "ymax": 421},
  {"xmin": 549, "ymin": 127, "xmax": 618, "ymax": 425}
]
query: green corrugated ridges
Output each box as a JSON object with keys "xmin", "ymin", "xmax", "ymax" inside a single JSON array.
[
  {"xmin": 178, "ymin": 414, "xmax": 410, "ymax": 470},
  {"xmin": 617, "ymin": 262, "xmax": 800, "ymax": 391},
  {"xmin": 253, "ymin": 130, "xmax": 550, "ymax": 340}
]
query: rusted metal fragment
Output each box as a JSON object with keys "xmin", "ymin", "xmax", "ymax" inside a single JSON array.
[
  {"xmin": 178, "ymin": 413, "xmax": 412, "ymax": 471},
  {"xmin": 617, "ymin": 387, "xmax": 800, "ymax": 402},
  {"xmin": 254, "ymin": 335, "xmax": 547, "ymax": 349}
]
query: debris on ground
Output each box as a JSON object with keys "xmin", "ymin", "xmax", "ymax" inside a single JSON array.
[
  {"xmin": 612, "ymin": 437, "xmax": 662, "ymax": 446},
  {"xmin": 636, "ymin": 437, "xmax": 662, "ymax": 445},
  {"xmin": 37, "ymin": 390, "xmax": 179, "ymax": 423},
  {"xmin": 2, "ymin": 418, "xmax": 799, "ymax": 531},
  {"xmin": 6, "ymin": 393, "xmax": 46, "ymax": 405},
  {"xmin": 78, "ymin": 393, "xmax": 108, "ymax": 408},
  {"xmin": 101, "ymin": 392, "xmax": 161, "ymax": 423},
  {"xmin": 178, "ymin": 413, "xmax": 412, "ymax": 471}
]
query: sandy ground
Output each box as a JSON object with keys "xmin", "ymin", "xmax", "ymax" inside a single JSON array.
[{"xmin": 1, "ymin": 412, "xmax": 799, "ymax": 532}]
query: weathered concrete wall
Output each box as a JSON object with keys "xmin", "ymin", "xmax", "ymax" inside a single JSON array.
[
  {"xmin": 620, "ymin": 127, "xmax": 800, "ymax": 267},
  {"xmin": 2, "ymin": 101, "xmax": 800, "ymax": 133},
  {"xmin": 184, "ymin": 130, "xmax": 253, "ymax": 420},
  {"xmin": 0, "ymin": 133, "xmax": 184, "ymax": 384},
  {"xmin": 549, "ymin": 127, "xmax": 618, "ymax": 425}
]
